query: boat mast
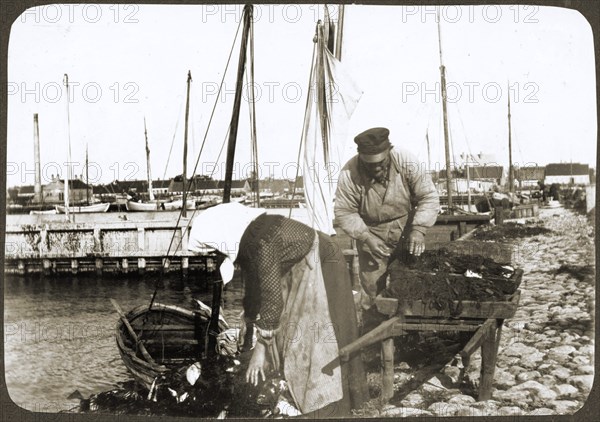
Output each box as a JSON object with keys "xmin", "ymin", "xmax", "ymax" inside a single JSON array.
[
  {"xmin": 223, "ymin": 4, "xmax": 253, "ymax": 203},
  {"xmin": 144, "ymin": 117, "xmax": 155, "ymax": 202},
  {"xmin": 334, "ymin": 5, "xmax": 345, "ymax": 60},
  {"xmin": 466, "ymin": 154, "xmax": 472, "ymax": 212},
  {"xmin": 63, "ymin": 74, "xmax": 72, "ymax": 221},
  {"xmin": 33, "ymin": 114, "xmax": 42, "ymax": 204},
  {"xmin": 507, "ymin": 82, "xmax": 514, "ymax": 194},
  {"xmin": 85, "ymin": 144, "xmax": 89, "ymax": 205},
  {"xmin": 437, "ymin": 13, "xmax": 453, "ymax": 213},
  {"xmin": 182, "ymin": 71, "xmax": 192, "ymax": 217}
]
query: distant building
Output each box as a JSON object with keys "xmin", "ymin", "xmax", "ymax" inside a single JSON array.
[
  {"xmin": 515, "ymin": 165, "xmax": 546, "ymax": 188},
  {"xmin": 43, "ymin": 176, "xmax": 92, "ymax": 204},
  {"xmin": 544, "ymin": 163, "xmax": 590, "ymax": 186}
]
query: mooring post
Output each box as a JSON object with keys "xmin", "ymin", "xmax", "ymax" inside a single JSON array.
[{"xmin": 495, "ymin": 205, "xmax": 504, "ymax": 226}]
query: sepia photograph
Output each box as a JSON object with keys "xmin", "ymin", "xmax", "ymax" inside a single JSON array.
[{"xmin": 3, "ymin": 2, "xmax": 597, "ymax": 419}]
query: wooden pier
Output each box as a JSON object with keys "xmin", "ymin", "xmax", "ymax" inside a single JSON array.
[{"xmin": 4, "ymin": 219, "xmax": 219, "ymax": 275}]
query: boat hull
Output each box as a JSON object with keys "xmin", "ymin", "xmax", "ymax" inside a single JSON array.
[
  {"xmin": 125, "ymin": 200, "xmax": 162, "ymax": 212},
  {"xmin": 55, "ymin": 203, "xmax": 110, "ymax": 213},
  {"xmin": 115, "ymin": 302, "xmax": 228, "ymax": 390}
]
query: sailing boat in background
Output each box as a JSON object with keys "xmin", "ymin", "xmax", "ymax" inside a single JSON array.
[
  {"xmin": 126, "ymin": 118, "xmax": 163, "ymax": 211},
  {"xmin": 55, "ymin": 74, "xmax": 109, "ymax": 214}
]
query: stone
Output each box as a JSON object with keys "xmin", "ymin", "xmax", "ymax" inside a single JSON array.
[
  {"xmin": 381, "ymin": 406, "xmax": 432, "ymax": 417},
  {"xmin": 492, "ymin": 389, "xmax": 531, "ymax": 404},
  {"xmin": 427, "ymin": 402, "xmax": 461, "ymax": 417},
  {"xmin": 441, "ymin": 366, "xmax": 461, "ymax": 384},
  {"xmin": 553, "ymin": 383, "xmax": 579, "ymax": 399},
  {"xmin": 498, "ymin": 406, "xmax": 525, "ymax": 416},
  {"xmin": 504, "ymin": 342, "xmax": 537, "ymax": 357},
  {"xmin": 538, "ymin": 375, "xmax": 557, "ymax": 387},
  {"xmin": 570, "ymin": 375, "xmax": 594, "ymax": 391},
  {"xmin": 508, "ymin": 365, "xmax": 527, "ymax": 376},
  {"xmin": 529, "ymin": 408, "xmax": 556, "ymax": 415},
  {"xmin": 550, "ymin": 366, "xmax": 572, "ymax": 381},
  {"xmin": 571, "ymin": 355, "xmax": 590, "ymax": 366},
  {"xmin": 456, "ymin": 406, "xmax": 484, "ymax": 417},
  {"xmin": 516, "ymin": 371, "xmax": 541, "ymax": 382},
  {"xmin": 396, "ymin": 361, "xmax": 410, "ymax": 370},
  {"xmin": 548, "ymin": 345, "xmax": 577, "ymax": 364},
  {"xmin": 552, "ymin": 400, "xmax": 581, "ymax": 414},
  {"xmin": 512, "ymin": 380, "xmax": 558, "ymax": 402},
  {"xmin": 421, "ymin": 376, "xmax": 448, "ymax": 393},
  {"xmin": 399, "ymin": 393, "xmax": 425, "ymax": 408},
  {"xmin": 494, "ymin": 369, "xmax": 517, "ymax": 389},
  {"xmin": 520, "ymin": 351, "xmax": 546, "ymax": 369},
  {"xmin": 578, "ymin": 365, "xmax": 594, "ymax": 375},
  {"xmin": 447, "ymin": 395, "xmax": 476, "ymax": 405}
]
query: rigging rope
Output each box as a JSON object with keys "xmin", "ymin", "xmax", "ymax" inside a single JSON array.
[{"xmin": 146, "ymin": 16, "xmax": 245, "ymax": 314}]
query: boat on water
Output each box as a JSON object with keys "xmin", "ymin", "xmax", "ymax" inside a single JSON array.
[
  {"xmin": 114, "ymin": 301, "xmax": 229, "ymax": 391},
  {"xmin": 125, "ymin": 200, "xmax": 162, "ymax": 212},
  {"xmin": 162, "ymin": 199, "xmax": 196, "ymax": 211},
  {"xmin": 55, "ymin": 202, "xmax": 110, "ymax": 213}
]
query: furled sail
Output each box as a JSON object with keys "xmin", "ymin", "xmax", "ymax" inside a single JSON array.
[{"xmin": 301, "ymin": 16, "xmax": 362, "ymax": 235}]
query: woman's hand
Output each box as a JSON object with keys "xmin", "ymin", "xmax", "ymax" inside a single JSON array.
[{"xmin": 245, "ymin": 340, "xmax": 267, "ymax": 386}]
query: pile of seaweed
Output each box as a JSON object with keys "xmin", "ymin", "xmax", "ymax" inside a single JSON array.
[
  {"xmin": 397, "ymin": 248, "xmax": 511, "ymax": 277},
  {"xmin": 471, "ymin": 221, "xmax": 552, "ymax": 241},
  {"xmin": 384, "ymin": 249, "xmax": 519, "ymax": 317},
  {"xmin": 67, "ymin": 355, "xmax": 269, "ymax": 417}
]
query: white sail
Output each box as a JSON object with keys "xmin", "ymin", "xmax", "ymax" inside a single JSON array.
[{"xmin": 301, "ymin": 19, "xmax": 362, "ymax": 235}]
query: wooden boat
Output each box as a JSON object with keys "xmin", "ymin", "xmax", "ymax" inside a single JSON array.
[
  {"xmin": 55, "ymin": 202, "xmax": 110, "ymax": 213},
  {"xmin": 114, "ymin": 301, "xmax": 229, "ymax": 391},
  {"xmin": 125, "ymin": 200, "xmax": 162, "ymax": 212},
  {"xmin": 162, "ymin": 199, "xmax": 196, "ymax": 211}
]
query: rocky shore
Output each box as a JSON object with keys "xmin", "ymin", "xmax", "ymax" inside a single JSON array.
[{"xmin": 358, "ymin": 206, "xmax": 596, "ymax": 417}]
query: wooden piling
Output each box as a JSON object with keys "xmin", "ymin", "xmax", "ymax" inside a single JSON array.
[
  {"xmin": 181, "ymin": 256, "xmax": 189, "ymax": 277},
  {"xmin": 95, "ymin": 258, "xmax": 103, "ymax": 276},
  {"xmin": 138, "ymin": 257, "xmax": 146, "ymax": 275},
  {"xmin": 122, "ymin": 258, "xmax": 129, "ymax": 274},
  {"xmin": 17, "ymin": 260, "xmax": 26, "ymax": 276},
  {"xmin": 43, "ymin": 259, "xmax": 52, "ymax": 276},
  {"xmin": 71, "ymin": 259, "xmax": 78, "ymax": 275}
]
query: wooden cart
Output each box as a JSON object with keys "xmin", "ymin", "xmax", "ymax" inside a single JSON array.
[{"xmin": 339, "ymin": 269, "xmax": 523, "ymax": 402}]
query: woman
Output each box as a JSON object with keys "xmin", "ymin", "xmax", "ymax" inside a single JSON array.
[{"xmin": 188, "ymin": 203, "xmax": 367, "ymax": 416}]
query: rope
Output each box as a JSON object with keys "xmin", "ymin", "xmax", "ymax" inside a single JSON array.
[{"xmin": 146, "ymin": 15, "xmax": 244, "ymax": 314}]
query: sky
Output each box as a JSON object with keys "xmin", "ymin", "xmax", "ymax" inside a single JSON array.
[{"xmin": 6, "ymin": 4, "xmax": 597, "ymax": 187}]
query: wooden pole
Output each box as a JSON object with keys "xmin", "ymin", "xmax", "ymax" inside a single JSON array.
[
  {"xmin": 63, "ymin": 74, "xmax": 71, "ymax": 222},
  {"xmin": 33, "ymin": 114, "xmax": 42, "ymax": 204},
  {"xmin": 144, "ymin": 117, "xmax": 155, "ymax": 202},
  {"xmin": 224, "ymin": 5, "xmax": 253, "ymax": 203},
  {"xmin": 182, "ymin": 71, "xmax": 192, "ymax": 217},
  {"xmin": 507, "ymin": 82, "xmax": 514, "ymax": 194},
  {"xmin": 437, "ymin": 16, "xmax": 453, "ymax": 213}
]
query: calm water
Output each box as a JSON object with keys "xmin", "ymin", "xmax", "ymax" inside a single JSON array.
[{"xmin": 4, "ymin": 271, "xmax": 245, "ymax": 413}]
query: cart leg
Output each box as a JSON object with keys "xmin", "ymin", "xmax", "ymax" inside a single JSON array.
[
  {"xmin": 381, "ymin": 337, "xmax": 395, "ymax": 402},
  {"xmin": 478, "ymin": 320, "xmax": 501, "ymax": 400}
]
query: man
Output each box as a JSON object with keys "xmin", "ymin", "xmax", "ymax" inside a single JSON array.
[{"xmin": 335, "ymin": 127, "xmax": 440, "ymax": 309}]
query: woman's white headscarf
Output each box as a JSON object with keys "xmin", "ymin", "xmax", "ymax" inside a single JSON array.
[{"xmin": 188, "ymin": 202, "xmax": 266, "ymax": 284}]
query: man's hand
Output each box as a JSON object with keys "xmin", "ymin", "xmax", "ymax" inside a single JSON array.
[
  {"xmin": 408, "ymin": 231, "xmax": 425, "ymax": 256},
  {"xmin": 365, "ymin": 234, "xmax": 391, "ymax": 259}
]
